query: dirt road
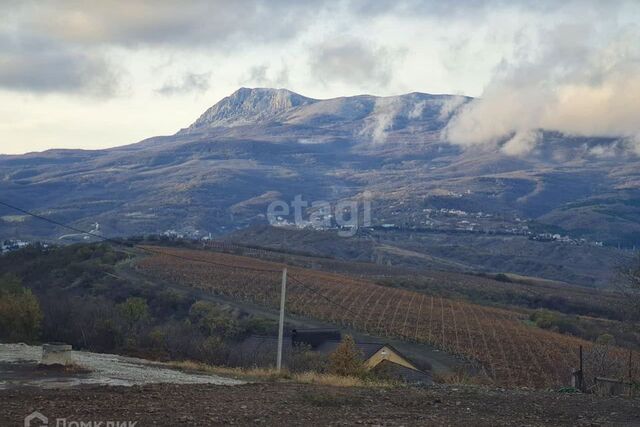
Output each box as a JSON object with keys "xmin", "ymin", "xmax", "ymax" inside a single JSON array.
[
  {"xmin": 2, "ymin": 382, "xmax": 639, "ymax": 426},
  {"xmin": 0, "ymin": 344, "xmax": 244, "ymax": 389}
]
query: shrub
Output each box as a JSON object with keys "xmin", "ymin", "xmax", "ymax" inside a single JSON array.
[
  {"xmin": 240, "ymin": 317, "xmax": 278, "ymax": 336},
  {"xmin": 0, "ymin": 274, "xmax": 43, "ymax": 343},
  {"xmin": 118, "ymin": 297, "xmax": 150, "ymax": 324},
  {"xmin": 289, "ymin": 343, "xmax": 328, "ymax": 373},
  {"xmin": 188, "ymin": 300, "xmax": 242, "ymax": 339},
  {"xmin": 530, "ymin": 309, "xmax": 558, "ymax": 330},
  {"xmin": 328, "ymin": 335, "xmax": 366, "ymax": 377},
  {"xmin": 199, "ymin": 336, "xmax": 229, "ymax": 365}
]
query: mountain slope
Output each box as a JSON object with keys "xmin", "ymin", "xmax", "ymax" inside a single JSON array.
[{"xmin": 1, "ymin": 87, "xmax": 639, "ymax": 285}]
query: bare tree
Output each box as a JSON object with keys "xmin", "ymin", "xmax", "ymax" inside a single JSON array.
[{"xmin": 614, "ymin": 253, "xmax": 640, "ymax": 322}]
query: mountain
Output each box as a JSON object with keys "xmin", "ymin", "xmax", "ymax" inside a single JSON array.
[
  {"xmin": 177, "ymin": 88, "xmax": 472, "ymax": 145},
  {"xmin": 183, "ymin": 87, "xmax": 316, "ymax": 130},
  {"xmin": 1, "ymin": 87, "xmax": 639, "ymax": 285}
]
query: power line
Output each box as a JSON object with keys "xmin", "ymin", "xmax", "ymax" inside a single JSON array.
[
  {"xmin": 287, "ymin": 273, "xmax": 359, "ymax": 319},
  {"xmin": 142, "ymin": 246, "xmax": 282, "ymax": 274},
  {"xmin": 0, "ymin": 199, "xmax": 359, "ymax": 312},
  {"xmin": 0, "ymin": 200, "xmax": 281, "ymax": 274},
  {"xmin": 0, "ymin": 200, "xmax": 124, "ymax": 246}
]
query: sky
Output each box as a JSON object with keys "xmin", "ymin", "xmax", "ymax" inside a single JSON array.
[{"xmin": 1, "ymin": 0, "xmax": 639, "ymax": 155}]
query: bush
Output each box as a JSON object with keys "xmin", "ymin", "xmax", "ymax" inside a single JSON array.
[
  {"xmin": 118, "ymin": 297, "xmax": 150, "ymax": 324},
  {"xmin": 530, "ymin": 309, "xmax": 558, "ymax": 330},
  {"xmin": 584, "ymin": 338, "xmax": 625, "ymax": 388},
  {"xmin": 289, "ymin": 343, "xmax": 328, "ymax": 373},
  {"xmin": 328, "ymin": 335, "xmax": 366, "ymax": 377},
  {"xmin": 188, "ymin": 301, "xmax": 242, "ymax": 339},
  {"xmin": 0, "ymin": 244, "xmax": 289, "ymax": 367},
  {"xmin": 240, "ymin": 317, "xmax": 278, "ymax": 336},
  {"xmin": 0, "ymin": 274, "xmax": 43, "ymax": 343},
  {"xmin": 199, "ymin": 336, "xmax": 229, "ymax": 364}
]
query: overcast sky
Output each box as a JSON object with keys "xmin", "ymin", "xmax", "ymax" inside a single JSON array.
[{"xmin": 1, "ymin": 0, "xmax": 639, "ymax": 155}]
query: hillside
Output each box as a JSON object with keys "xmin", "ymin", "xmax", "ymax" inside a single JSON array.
[
  {"xmin": 1, "ymin": 88, "xmax": 640, "ymax": 285},
  {"xmin": 225, "ymin": 225, "xmax": 631, "ymax": 287},
  {"xmin": 135, "ymin": 245, "xmax": 638, "ymax": 389}
]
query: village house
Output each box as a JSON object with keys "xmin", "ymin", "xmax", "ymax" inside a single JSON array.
[{"xmin": 238, "ymin": 329, "xmax": 432, "ymax": 384}]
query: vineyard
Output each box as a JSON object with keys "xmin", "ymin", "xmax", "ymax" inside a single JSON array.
[{"xmin": 136, "ymin": 245, "xmax": 638, "ymax": 389}]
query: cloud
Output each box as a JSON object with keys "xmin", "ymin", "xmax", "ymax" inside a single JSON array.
[
  {"xmin": 438, "ymin": 95, "xmax": 467, "ymax": 121},
  {"xmin": 628, "ymin": 135, "xmax": 640, "ymax": 156},
  {"xmin": 309, "ymin": 38, "xmax": 396, "ymax": 89},
  {"xmin": 360, "ymin": 98, "xmax": 401, "ymax": 143},
  {"xmin": 444, "ymin": 4, "xmax": 640, "ymax": 155},
  {"xmin": 240, "ymin": 64, "xmax": 290, "ymax": 88},
  {"xmin": 2, "ymin": 0, "xmax": 640, "ymax": 155},
  {"xmin": 0, "ymin": 38, "xmax": 120, "ymax": 95},
  {"xmin": 12, "ymin": 0, "xmax": 329, "ymax": 48},
  {"xmin": 0, "ymin": 0, "xmax": 329, "ymax": 95},
  {"xmin": 501, "ymin": 130, "xmax": 541, "ymax": 156},
  {"xmin": 156, "ymin": 72, "xmax": 211, "ymax": 96}
]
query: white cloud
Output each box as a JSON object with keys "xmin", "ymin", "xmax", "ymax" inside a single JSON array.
[
  {"xmin": 444, "ymin": 3, "xmax": 640, "ymax": 155},
  {"xmin": 359, "ymin": 97, "xmax": 404, "ymax": 144},
  {"xmin": 0, "ymin": 0, "xmax": 639, "ymax": 154},
  {"xmin": 438, "ymin": 95, "xmax": 466, "ymax": 121},
  {"xmin": 501, "ymin": 130, "xmax": 541, "ymax": 156}
]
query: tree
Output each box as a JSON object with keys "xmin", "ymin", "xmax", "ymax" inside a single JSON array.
[
  {"xmin": 585, "ymin": 334, "xmax": 625, "ymax": 386},
  {"xmin": 328, "ymin": 335, "xmax": 365, "ymax": 377},
  {"xmin": 614, "ymin": 254, "xmax": 640, "ymax": 322},
  {"xmin": 118, "ymin": 297, "xmax": 150, "ymax": 324},
  {"xmin": 0, "ymin": 274, "xmax": 43, "ymax": 343},
  {"xmin": 188, "ymin": 300, "xmax": 241, "ymax": 339}
]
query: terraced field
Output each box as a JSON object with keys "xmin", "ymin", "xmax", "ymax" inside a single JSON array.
[{"xmin": 136, "ymin": 245, "xmax": 638, "ymax": 388}]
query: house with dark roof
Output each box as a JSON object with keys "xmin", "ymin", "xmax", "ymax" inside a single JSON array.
[{"xmin": 292, "ymin": 328, "xmax": 341, "ymax": 348}]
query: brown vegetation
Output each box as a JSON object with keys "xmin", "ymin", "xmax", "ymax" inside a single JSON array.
[{"xmin": 137, "ymin": 245, "xmax": 640, "ymax": 389}]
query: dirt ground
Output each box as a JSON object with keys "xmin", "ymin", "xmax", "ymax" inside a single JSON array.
[{"xmin": 1, "ymin": 382, "xmax": 639, "ymax": 426}]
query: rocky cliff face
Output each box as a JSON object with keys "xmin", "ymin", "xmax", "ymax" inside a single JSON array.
[{"xmin": 183, "ymin": 88, "xmax": 316, "ymax": 131}]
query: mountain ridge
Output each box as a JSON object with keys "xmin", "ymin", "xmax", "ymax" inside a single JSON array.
[
  {"xmin": 180, "ymin": 87, "xmax": 472, "ymax": 136},
  {"xmin": 1, "ymin": 87, "xmax": 639, "ymax": 287}
]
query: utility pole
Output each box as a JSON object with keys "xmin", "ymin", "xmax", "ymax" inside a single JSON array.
[
  {"xmin": 578, "ymin": 345, "xmax": 584, "ymax": 391},
  {"xmin": 277, "ymin": 267, "xmax": 287, "ymax": 372},
  {"xmin": 572, "ymin": 345, "xmax": 584, "ymax": 391}
]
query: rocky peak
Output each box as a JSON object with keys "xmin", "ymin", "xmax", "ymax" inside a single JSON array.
[{"xmin": 184, "ymin": 88, "xmax": 317, "ymax": 132}]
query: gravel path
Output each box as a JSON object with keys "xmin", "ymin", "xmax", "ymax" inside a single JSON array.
[{"xmin": 0, "ymin": 344, "xmax": 243, "ymax": 389}]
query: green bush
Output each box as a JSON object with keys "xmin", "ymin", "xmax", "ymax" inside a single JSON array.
[
  {"xmin": 240, "ymin": 317, "xmax": 278, "ymax": 336},
  {"xmin": 188, "ymin": 301, "xmax": 242, "ymax": 339},
  {"xmin": 118, "ymin": 297, "xmax": 150, "ymax": 324},
  {"xmin": 530, "ymin": 309, "xmax": 558, "ymax": 330},
  {"xmin": 0, "ymin": 274, "xmax": 43, "ymax": 343}
]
